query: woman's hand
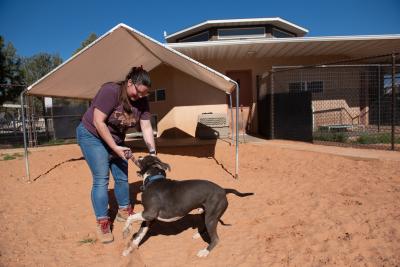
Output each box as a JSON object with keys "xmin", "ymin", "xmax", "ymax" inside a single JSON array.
[{"xmin": 113, "ymin": 145, "xmax": 132, "ymax": 160}]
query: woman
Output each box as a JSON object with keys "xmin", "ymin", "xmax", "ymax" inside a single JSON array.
[{"xmin": 76, "ymin": 67, "xmax": 156, "ymax": 243}]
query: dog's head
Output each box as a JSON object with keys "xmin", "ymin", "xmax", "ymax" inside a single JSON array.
[{"xmin": 134, "ymin": 155, "xmax": 171, "ymax": 178}]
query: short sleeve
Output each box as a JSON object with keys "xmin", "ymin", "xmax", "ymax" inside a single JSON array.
[
  {"xmin": 140, "ymin": 98, "xmax": 151, "ymax": 120},
  {"xmin": 131, "ymin": 97, "xmax": 151, "ymax": 120},
  {"xmin": 92, "ymin": 83, "xmax": 119, "ymax": 116}
]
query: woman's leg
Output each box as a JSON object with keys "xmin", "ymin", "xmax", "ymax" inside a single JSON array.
[
  {"xmin": 76, "ymin": 123, "xmax": 111, "ymax": 219},
  {"xmin": 110, "ymin": 157, "xmax": 130, "ymax": 209}
]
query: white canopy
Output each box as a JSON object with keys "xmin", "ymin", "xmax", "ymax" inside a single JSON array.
[{"xmin": 27, "ymin": 23, "xmax": 236, "ymax": 98}]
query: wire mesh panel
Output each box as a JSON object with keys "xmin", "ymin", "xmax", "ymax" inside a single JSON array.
[
  {"xmin": 0, "ymin": 96, "xmax": 88, "ymax": 147},
  {"xmin": 263, "ymin": 54, "xmax": 399, "ymax": 150},
  {"xmin": 196, "ymin": 112, "xmax": 229, "ymax": 139}
]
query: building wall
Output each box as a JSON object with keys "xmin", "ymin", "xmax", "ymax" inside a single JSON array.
[
  {"xmin": 149, "ymin": 64, "xmax": 228, "ymax": 137},
  {"xmin": 200, "ymin": 55, "xmax": 350, "ymax": 133}
]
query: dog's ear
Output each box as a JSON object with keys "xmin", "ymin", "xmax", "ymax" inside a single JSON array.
[
  {"xmin": 158, "ymin": 161, "xmax": 171, "ymax": 172},
  {"xmin": 152, "ymin": 157, "xmax": 170, "ymax": 171},
  {"xmin": 133, "ymin": 157, "xmax": 142, "ymax": 168}
]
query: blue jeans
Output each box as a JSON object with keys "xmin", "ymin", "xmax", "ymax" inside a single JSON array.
[{"xmin": 76, "ymin": 122, "xmax": 129, "ymax": 220}]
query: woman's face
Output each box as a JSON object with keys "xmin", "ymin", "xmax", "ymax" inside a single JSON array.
[{"xmin": 127, "ymin": 79, "xmax": 149, "ymax": 100}]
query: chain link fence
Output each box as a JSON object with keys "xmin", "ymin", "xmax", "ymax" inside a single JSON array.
[
  {"xmin": 260, "ymin": 53, "xmax": 399, "ymax": 150},
  {"xmin": 0, "ymin": 96, "xmax": 88, "ymax": 147}
]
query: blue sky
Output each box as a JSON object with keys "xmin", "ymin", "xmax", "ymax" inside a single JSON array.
[{"xmin": 1, "ymin": 0, "xmax": 399, "ymax": 61}]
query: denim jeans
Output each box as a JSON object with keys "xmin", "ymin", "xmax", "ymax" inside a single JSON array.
[{"xmin": 76, "ymin": 122, "xmax": 129, "ymax": 220}]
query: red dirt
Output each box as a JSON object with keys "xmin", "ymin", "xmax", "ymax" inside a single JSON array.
[{"xmin": 1, "ymin": 141, "xmax": 399, "ymax": 266}]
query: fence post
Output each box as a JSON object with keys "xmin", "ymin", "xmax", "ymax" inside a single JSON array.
[
  {"xmin": 270, "ymin": 71, "xmax": 275, "ymax": 139},
  {"xmin": 378, "ymin": 65, "xmax": 381, "ymax": 132},
  {"xmin": 391, "ymin": 53, "xmax": 396, "ymax": 151}
]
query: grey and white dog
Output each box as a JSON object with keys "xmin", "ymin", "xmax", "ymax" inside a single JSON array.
[{"xmin": 122, "ymin": 155, "xmax": 254, "ymax": 257}]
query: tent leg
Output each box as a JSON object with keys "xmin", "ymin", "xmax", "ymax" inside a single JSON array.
[
  {"xmin": 20, "ymin": 90, "xmax": 31, "ymax": 182},
  {"xmin": 233, "ymin": 82, "xmax": 240, "ymax": 179},
  {"xmin": 228, "ymin": 93, "xmax": 234, "ymax": 144}
]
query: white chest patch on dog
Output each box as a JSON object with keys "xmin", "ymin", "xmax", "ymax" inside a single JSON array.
[{"xmin": 157, "ymin": 216, "xmax": 183, "ymax": 222}]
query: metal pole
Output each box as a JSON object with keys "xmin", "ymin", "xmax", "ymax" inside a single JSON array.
[
  {"xmin": 20, "ymin": 90, "xmax": 31, "ymax": 182},
  {"xmin": 391, "ymin": 53, "xmax": 396, "ymax": 151},
  {"xmin": 240, "ymin": 104, "xmax": 246, "ymax": 143},
  {"xmin": 228, "ymin": 92, "xmax": 234, "ymax": 144},
  {"xmin": 378, "ymin": 65, "xmax": 381, "ymax": 132},
  {"xmin": 233, "ymin": 81, "xmax": 240, "ymax": 179},
  {"xmin": 270, "ymin": 71, "xmax": 275, "ymax": 139}
]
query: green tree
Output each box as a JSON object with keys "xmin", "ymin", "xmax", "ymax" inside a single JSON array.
[
  {"xmin": 21, "ymin": 53, "xmax": 63, "ymax": 86},
  {"xmin": 21, "ymin": 53, "xmax": 63, "ymax": 115},
  {"xmin": 73, "ymin": 33, "xmax": 98, "ymax": 55},
  {"xmin": 0, "ymin": 36, "xmax": 25, "ymax": 105}
]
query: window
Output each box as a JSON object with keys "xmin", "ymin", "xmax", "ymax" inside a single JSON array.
[
  {"xmin": 148, "ymin": 89, "xmax": 166, "ymax": 102},
  {"xmin": 180, "ymin": 31, "xmax": 209, "ymax": 42},
  {"xmin": 289, "ymin": 81, "xmax": 323, "ymax": 93},
  {"xmin": 307, "ymin": 81, "xmax": 324, "ymax": 93},
  {"xmin": 272, "ymin": 28, "xmax": 295, "ymax": 38},
  {"xmin": 289, "ymin": 82, "xmax": 306, "ymax": 93},
  {"xmin": 383, "ymin": 73, "xmax": 400, "ymax": 95},
  {"xmin": 156, "ymin": 89, "xmax": 166, "ymax": 101},
  {"xmin": 218, "ymin": 27, "xmax": 265, "ymax": 40}
]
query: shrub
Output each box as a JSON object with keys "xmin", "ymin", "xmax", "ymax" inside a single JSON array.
[
  {"xmin": 313, "ymin": 132, "xmax": 348, "ymax": 143},
  {"xmin": 356, "ymin": 133, "xmax": 400, "ymax": 144}
]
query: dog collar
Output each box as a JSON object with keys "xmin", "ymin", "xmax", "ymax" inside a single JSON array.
[{"xmin": 142, "ymin": 174, "xmax": 165, "ymax": 190}]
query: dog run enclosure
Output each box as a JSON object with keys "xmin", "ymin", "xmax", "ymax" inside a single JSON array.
[
  {"xmin": 19, "ymin": 24, "xmax": 241, "ymax": 181},
  {"xmin": 258, "ymin": 53, "xmax": 399, "ymax": 150}
]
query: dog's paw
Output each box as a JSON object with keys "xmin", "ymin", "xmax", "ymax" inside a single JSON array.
[
  {"xmin": 122, "ymin": 248, "xmax": 131, "ymax": 257},
  {"xmin": 196, "ymin": 248, "xmax": 210, "ymax": 258},
  {"xmin": 192, "ymin": 232, "xmax": 201, "ymax": 239}
]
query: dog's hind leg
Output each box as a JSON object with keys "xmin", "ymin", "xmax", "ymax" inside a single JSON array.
[
  {"xmin": 197, "ymin": 218, "xmax": 219, "ymax": 257},
  {"xmin": 197, "ymin": 198, "xmax": 228, "ymax": 257},
  {"xmin": 122, "ymin": 221, "xmax": 150, "ymax": 256}
]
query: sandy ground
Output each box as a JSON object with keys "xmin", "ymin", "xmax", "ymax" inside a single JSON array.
[{"xmin": 1, "ymin": 140, "xmax": 400, "ymax": 267}]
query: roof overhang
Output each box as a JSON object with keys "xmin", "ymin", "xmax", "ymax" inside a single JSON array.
[
  {"xmin": 27, "ymin": 23, "xmax": 236, "ymax": 99},
  {"xmin": 165, "ymin": 17, "xmax": 309, "ymax": 42},
  {"xmin": 168, "ymin": 34, "xmax": 400, "ymax": 61}
]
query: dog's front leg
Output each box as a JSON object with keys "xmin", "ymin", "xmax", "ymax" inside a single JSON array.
[
  {"xmin": 122, "ymin": 212, "xmax": 146, "ymax": 239},
  {"xmin": 122, "ymin": 221, "xmax": 150, "ymax": 256}
]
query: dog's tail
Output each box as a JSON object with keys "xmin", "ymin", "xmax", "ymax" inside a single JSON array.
[
  {"xmin": 224, "ymin": 188, "xmax": 254, "ymax": 197},
  {"xmin": 219, "ymin": 219, "xmax": 232, "ymax": 226}
]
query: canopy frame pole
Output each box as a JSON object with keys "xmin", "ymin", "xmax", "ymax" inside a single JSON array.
[
  {"xmin": 20, "ymin": 89, "xmax": 31, "ymax": 182},
  {"xmin": 228, "ymin": 92, "xmax": 234, "ymax": 144},
  {"xmin": 232, "ymin": 81, "xmax": 240, "ymax": 179}
]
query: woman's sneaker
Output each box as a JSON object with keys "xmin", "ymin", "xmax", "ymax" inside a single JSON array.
[
  {"xmin": 96, "ymin": 218, "xmax": 114, "ymax": 243},
  {"xmin": 116, "ymin": 205, "xmax": 134, "ymax": 222}
]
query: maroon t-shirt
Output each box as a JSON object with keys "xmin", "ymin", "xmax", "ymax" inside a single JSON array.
[{"xmin": 82, "ymin": 82, "xmax": 151, "ymax": 144}]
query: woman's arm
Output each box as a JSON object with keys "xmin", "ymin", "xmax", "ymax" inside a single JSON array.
[
  {"xmin": 140, "ymin": 119, "xmax": 156, "ymax": 154},
  {"xmin": 93, "ymin": 107, "xmax": 130, "ymax": 159}
]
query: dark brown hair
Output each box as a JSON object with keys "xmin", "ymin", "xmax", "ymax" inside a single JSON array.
[{"xmin": 118, "ymin": 66, "xmax": 151, "ymax": 114}]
